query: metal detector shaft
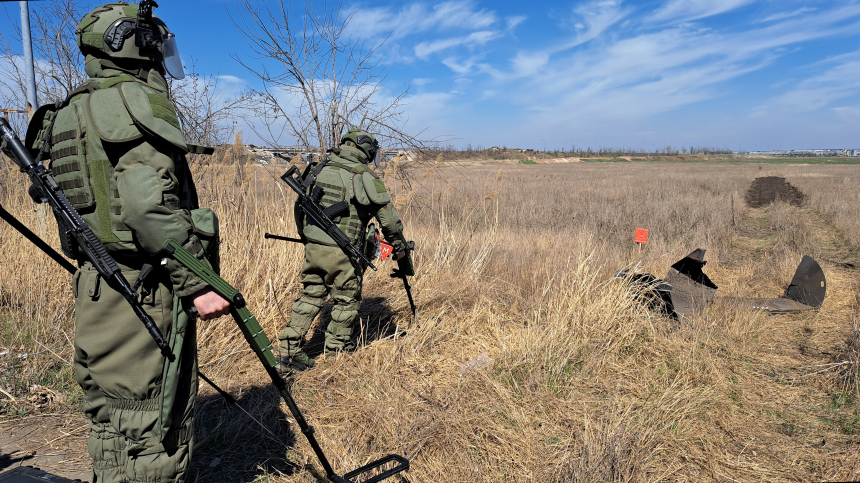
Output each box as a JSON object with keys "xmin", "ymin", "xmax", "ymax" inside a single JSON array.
[
  {"xmin": 0, "ymin": 203, "xmax": 77, "ymax": 274},
  {"xmin": 161, "ymin": 239, "xmax": 409, "ymax": 483},
  {"xmin": 264, "ymin": 232, "xmax": 303, "ymax": 243}
]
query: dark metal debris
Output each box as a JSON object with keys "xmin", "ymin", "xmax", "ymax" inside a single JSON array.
[{"xmin": 619, "ymin": 249, "xmax": 826, "ymax": 317}]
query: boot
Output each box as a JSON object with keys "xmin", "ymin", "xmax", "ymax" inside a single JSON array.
[{"xmin": 276, "ymin": 351, "xmax": 315, "ymax": 375}]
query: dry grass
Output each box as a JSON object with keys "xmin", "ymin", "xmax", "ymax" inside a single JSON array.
[{"xmin": 1, "ymin": 154, "xmax": 859, "ymax": 481}]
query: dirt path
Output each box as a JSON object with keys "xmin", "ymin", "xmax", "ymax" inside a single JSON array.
[
  {"xmin": 707, "ymin": 180, "xmax": 860, "ymax": 480},
  {"xmin": 0, "ymin": 414, "xmax": 90, "ymax": 481}
]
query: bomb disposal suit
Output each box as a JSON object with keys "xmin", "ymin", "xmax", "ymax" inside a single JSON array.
[
  {"xmin": 25, "ymin": 3, "xmax": 229, "ymax": 481},
  {"xmin": 277, "ymin": 130, "xmax": 413, "ymax": 370}
]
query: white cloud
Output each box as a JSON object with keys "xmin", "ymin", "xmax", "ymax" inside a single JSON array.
[
  {"xmin": 650, "ymin": 0, "xmax": 757, "ymax": 24},
  {"xmin": 441, "ymin": 56, "xmax": 481, "ymax": 74},
  {"xmin": 414, "ymin": 30, "xmax": 501, "ymax": 59},
  {"xmin": 506, "ymin": 15, "xmax": 527, "ymax": 30},
  {"xmin": 760, "ymin": 7, "xmax": 817, "ymax": 23},
  {"xmin": 562, "ymin": 0, "xmax": 628, "ymax": 49},
  {"xmin": 510, "ymin": 51, "xmax": 550, "ymax": 77},
  {"xmin": 349, "ymin": 1, "xmax": 498, "ymax": 40},
  {"xmin": 751, "ymin": 50, "xmax": 860, "ymax": 116},
  {"xmin": 217, "ymin": 75, "xmax": 245, "ymax": 84}
]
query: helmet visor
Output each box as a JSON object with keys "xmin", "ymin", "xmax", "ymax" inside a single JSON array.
[
  {"xmin": 161, "ymin": 34, "xmax": 185, "ymax": 79},
  {"xmin": 372, "ymin": 147, "xmax": 382, "ymax": 167}
]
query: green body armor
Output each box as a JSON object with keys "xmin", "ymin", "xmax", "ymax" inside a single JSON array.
[
  {"xmin": 299, "ymin": 153, "xmax": 391, "ymax": 248},
  {"xmin": 28, "ymin": 70, "xmax": 191, "ymax": 257}
]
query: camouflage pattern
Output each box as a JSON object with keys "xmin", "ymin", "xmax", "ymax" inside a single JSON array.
[
  {"xmin": 33, "ymin": 5, "xmax": 212, "ymax": 479},
  {"xmin": 278, "ymin": 141, "xmax": 409, "ymax": 357}
]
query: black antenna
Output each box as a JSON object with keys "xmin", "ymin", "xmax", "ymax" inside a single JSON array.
[
  {"xmin": 138, "ymin": 0, "xmax": 159, "ymax": 23},
  {"xmin": 135, "ymin": 0, "xmax": 164, "ymax": 49}
]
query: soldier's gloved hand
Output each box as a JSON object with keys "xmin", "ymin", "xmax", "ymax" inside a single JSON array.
[{"xmin": 191, "ymin": 287, "xmax": 231, "ymax": 321}]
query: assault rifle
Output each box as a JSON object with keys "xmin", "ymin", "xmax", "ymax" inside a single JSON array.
[
  {"xmin": 279, "ymin": 165, "xmax": 376, "ymax": 270},
  {"xmin": 160, "ymin": 239, "xmax": 409, "ymax": 483},
  {"xmin": 0, "ymin": 116, "xmax": 173, "ymax": 359}
]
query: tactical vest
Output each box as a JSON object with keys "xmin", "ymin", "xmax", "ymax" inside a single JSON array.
[
  {"xmin": 300, "ymin": 154, "xmax": 391, "ymax": 247},
  {"xmin": 26, "ymin": 70, "xmax": 190, "ymax": 256}
]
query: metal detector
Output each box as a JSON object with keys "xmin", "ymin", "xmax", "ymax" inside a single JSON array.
[{"xmin": 161, "ymin": 239, "xmax": 410, "ymax": 483}]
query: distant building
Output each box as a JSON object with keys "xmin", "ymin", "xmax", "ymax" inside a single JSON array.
[{"xmin": 748, "ymin": 149, "xmax": 859, "ymax": 157}]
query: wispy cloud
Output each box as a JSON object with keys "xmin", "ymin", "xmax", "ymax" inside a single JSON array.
[
  {"xmin": 649, "ymin": 0, "xmax": 758, "ymax": 24},
  {"xmin": 398, "ymin": 0, "xmax": 860, "ymax": 147},
  {"xmin": 506, "ymin": 16, "xmax": 527, "ymax": 30},
  {"xmin": 760, "ymin": 7, "xmax": 817, "ymax": 23},
  {"xmin": 563, "ymin": 0, "xmax": 629, "ymax": 49},
  {"xmin": 349, "ymin": 1, "xmax": 498, "ymax": 40},
  {"xmin": 751, "ymin": 50, "xmax": 860, "ymax": 116},
  {"xmin": 414, "ymin": 30, "xmax": 501, "ymax": 59}
]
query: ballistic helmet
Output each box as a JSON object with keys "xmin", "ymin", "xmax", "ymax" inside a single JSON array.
[
  {"xmin": 76, "ymin": 1, "xmax": 184, "ymax": 79},
  {"xmin": 340, "ymin": 129, "xmax": 381, "ymax": 165}
]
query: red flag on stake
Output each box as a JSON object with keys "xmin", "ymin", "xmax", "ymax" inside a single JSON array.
[
  {"xmin": 634, "ymin": 228, "xmax": 649, "ymax": 244},
  {"xmin": 379, "ymin": 240, "xmax": 394, "ymax": 261}
]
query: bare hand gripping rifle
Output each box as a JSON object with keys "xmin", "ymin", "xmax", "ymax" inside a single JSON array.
[
  {"xmin": 160, "ymin": 239, "xmax": 409, "ymax": 483},
  {"xmin": 0, "ymin": 117, "xmax": 173, "ymax": 359},
  {"xmin": 277, "ymin": 165, "xmax": 376, "ymax": 271}
]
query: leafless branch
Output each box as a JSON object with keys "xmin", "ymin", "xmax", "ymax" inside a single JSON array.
[{"xmin": 230, "ymin": 0, "xmax": 438, "ymax": 154}]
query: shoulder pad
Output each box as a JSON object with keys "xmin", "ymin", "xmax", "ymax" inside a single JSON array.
[
  {"xmin": 360, "ymin": 170, "xmax": 390, "ymax": 205},
  {"xmin": 119, "ymin": 83, "xmax": 187, "ymax": 152},
  {"xmin": 88, "ymin": 82, "xmax": 187, "ymax": 151},
  {"xmin": 24, "ymin": 101, "xmax": 60, "ymax": 156},
  {"xmin": 88, "ymin": 87, "xmax": 142, "ymax": 143}
]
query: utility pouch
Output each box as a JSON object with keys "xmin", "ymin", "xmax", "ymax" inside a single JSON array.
[
  {"xmin": 24, "ymin": 101, "xmax": 60, "ymax": 158},
  {"xmin": 190, "ymin": 208, "xmax": 220, "ymax": 275}
]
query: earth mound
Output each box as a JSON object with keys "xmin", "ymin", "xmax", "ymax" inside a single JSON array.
[{"xmin": 745, "ymin": 176, "xmax": 806, "ymax": 208}]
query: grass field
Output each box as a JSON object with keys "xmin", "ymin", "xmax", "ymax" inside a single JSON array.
[{"xmin": 0, "ymin": 154, "xmax": 858, "ymax": 481}]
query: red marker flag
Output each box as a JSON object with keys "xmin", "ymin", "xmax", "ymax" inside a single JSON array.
[
  {"xmin": 379, "ymin": 240, "xmax": 394, "ymax": 261},
  {"xmin": 634, "ymin": 228, "xmax": 649, "ymax": 244}
]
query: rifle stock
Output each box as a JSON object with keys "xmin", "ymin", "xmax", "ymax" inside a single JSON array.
[{"xmin": 0, "ymin": 117, "xmax": 172, "ymax": 359}]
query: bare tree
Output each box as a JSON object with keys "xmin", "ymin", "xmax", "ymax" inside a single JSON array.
[
  {"xmin": 232, "ymin": 0, "xmax": 433, "ymax": 152},
  {"xmin": 168, "ymin": 61, "xmax": 253, "ymax": 146},
  {"xmin": 0, "ymin": 0, "xmax": 91, "ymax": 132},
  {"xmin": 1, "ymin": 0, "xmax": 245, "ymax": 146}
]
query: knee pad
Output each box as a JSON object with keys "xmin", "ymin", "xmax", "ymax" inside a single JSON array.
[
  {"xmin": 330, "ymin": 300, "xmax": 360, "ymax": 325},
  {"xmin": 291, "ymin": 294, "xmax": 325, "ymax": 324}
]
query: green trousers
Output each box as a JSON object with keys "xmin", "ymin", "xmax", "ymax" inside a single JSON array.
[
  {"xmin": 73, "ymin": 263, "xmax": 197, "ymax": 483},
  {"xmin": 278, "ymin": 243, "xmax": 364, "ymax": 356}
]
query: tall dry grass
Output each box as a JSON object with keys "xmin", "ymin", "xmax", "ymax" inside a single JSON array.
[{"xmin": 0, "ymin": 154, "xmax": 859, "ymax": 481}]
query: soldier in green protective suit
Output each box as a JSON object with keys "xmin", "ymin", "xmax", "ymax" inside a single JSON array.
[
  {"xmin": 26, "ymin": 3, "xmax": 230, "ymax": 481},
  {"xmin": 277, "ymin": 130, "xmax": 414, "ymax": 372}
]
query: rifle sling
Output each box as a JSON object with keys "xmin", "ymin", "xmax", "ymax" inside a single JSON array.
[{"xmin": 301, "ymin": 158, "xmax": 329, "ymax": 190}]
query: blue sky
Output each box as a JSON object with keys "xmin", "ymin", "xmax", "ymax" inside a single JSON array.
[{"xmin": 3, "ymin": 0, "xmax": 860, "ymax": 150}]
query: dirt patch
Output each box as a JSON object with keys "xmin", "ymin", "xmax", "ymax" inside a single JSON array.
[
  {"xmin": 745, "ymin": 176, "xmax": 806, "ymax": 208},
  {"xmin": 0, "ymin": 415, "xmax": 90, "ymax": 481}
]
